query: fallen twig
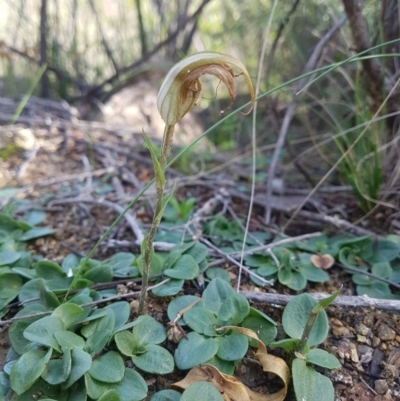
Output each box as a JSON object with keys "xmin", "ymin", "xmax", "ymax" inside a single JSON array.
[
  {"xmin": 241, "ymin": 291, "xmax": 400, "ymax": 311},
  {"xmin": 0, "ymin": 279, "xmax": 169, "ymax": 327}
]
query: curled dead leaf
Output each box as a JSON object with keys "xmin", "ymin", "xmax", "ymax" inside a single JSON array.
[
  {"xmin": 311, "ymin": 254, "xmax": 335, "ymax": 270},
  {"xmin": 172, "ymin": 326, "xmax": 290, "ymax": 401},
  {"xmin": 157, "ymin": 51, "xmax": 255, "ymax": 125}
]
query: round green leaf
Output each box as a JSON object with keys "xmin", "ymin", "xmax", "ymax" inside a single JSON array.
[
  {"xmin": 98, "ymin": 389, "xmax": 121, "ymax": 401},
  {"xmin": 257, "ymin": 262, "xmax": 279, "ymax": 277},
  {"xmin": 18, "ymin": 278, "xmax": 45, "ymax": 302},
  {"xmin": 132, "ymin": 315, "xmax": 166, "ymax": 345},
  {"xmin": 19, "ymin": 227, "xmax": 57, "ymax": 241},
  {"xmin": 282, "ymin": 293, "xmax": 329, "ymax": 346},
  {"xmin": 83, "ymin": 263, "xmax": 113, "ymax": 283},
  {"xmin": 164, "ymin": 254, "xmax": 199, "ymax": 280},
  {"xmin": 10, "ymin": 348, "xmax": 52, "ymax": 395},
  {"xmin": 61, "ymin": 253, "xmax": 79, "ymax": 274},
  {"xmin": 278, "ymin": 268, "xmax": 307, "ymax": 291},
  {"xmin": 52, "ymin": 303, "xmax": 84, "ymax": 329},
  {"xmin": 0, "ymin": 251, "xmax": 22, "ymax": 266},
  {"xmin": 356, "ymin": 281, "xmax": 396, "ymax": 299},
  {"xmin": 217, "ymin": 293, "xmax": 249, "ymax": 326},
  {"xmin": 244, "ymin": 254, "xmax": 270, "ymax": 268},
  {"xmin": 203, "ymin": 278, "xmax": 236, "ymax": 315},
  {"xmin": 292, "ymin": 358, "xmax": 334, "ymax": 401},
  {"xmin": 204, "ymin": 355, "xmax": 235, "ymax": 375},
  {"xmin": 175, "ymin": 332, "xmax": 218, "ymax": 370},
  {"xmin": 35, "ymin": 260, "xmax": 66, "ymax": 280},
  {"xmin": 217, "ymin": 331, "xmax": 248, "ymax": 361},
  {"xmin": 167, "ymin": 295, "xmax": 203, "ymax": 326},
  {"xmin": 183, "ymin": 307, "xmax": 217, "ymax": 335},
  {"xmin": 184, "ymin": 243, "xmax": 208, "ymax": 263},
  {"xmin": 306, "ymin": 349, "xmax": 341, "ymax": 369},
  {"xmin": 0, "ymin": 273, "xmax": 23, "ymax": 299},
  {"xmin": 205, "ymin": 267, "xmax": 230, "ymax": 283},
  {"xmin": 152, "ymin": 279, "xmax": 184, "ymax": 296},
  {"xmin": 114, "ymin": 368, "xmax": 148, "ymax": 401},
  {"xmin": 115, "ymin": 330, "xmax": 140, "ymax": 357},
  {"xmin": 88, "ymin": 351, "xmax": 124, "ymax": 383},
  {"xmin": 300, "ymin": 264, "xmax": 329, "ymax": 282},
  {"xmin": 54, "ymin": 330, "xmax": 85, "ymax": 349},
  {"xmin": 106, "ymin": 302, "xmax": 130, "ymax": 331},
  {"xmin": 241, "ymin": 315, "xmax": 277, "ymax": 345},
  {"xmin": 132, "ymin": 344, "xmax": 174, "ymax": 374},
  {"xmin": 181, "ymin": 382, "xmax": 223, "ymax": 401},
  {"xmin": 150, "ymin": 389, "xmax": 181, "ymax": 401},
  {"xmin": 61, "ymin": 348, "xmax": 92, "ymax": 389},
  {"xmin": 41, "ymin": 349, "xmax": 71, "ymax": 385},
  {"xmin": 24, "ymin": 316, "xmax": 65, "ymax": 351}
]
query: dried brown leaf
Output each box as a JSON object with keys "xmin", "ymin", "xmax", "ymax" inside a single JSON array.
[{"xmin": 172, "ymin": 326, "xmax": 290, "ymax": 401}]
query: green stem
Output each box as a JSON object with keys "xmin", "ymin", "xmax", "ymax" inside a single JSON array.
[
  {"xmin": 138, "ymin": 124, "xmax": 175, "ymax": 314},
  {"xmin": 296, "ymin": 310, "xmax": 319, "ymax": 355}
]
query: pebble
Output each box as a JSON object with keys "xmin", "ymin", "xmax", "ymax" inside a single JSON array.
[
  {"xmin": 372, "ymin": 335, "xmax": 381, "ymax": 347},
  {"xmin": 363, "ymin": 314, "xmax": 374, "ymax": 327},
  {"xmin": 377, "ymin": 323, "xmax": 396, "ymax": 341},
  {"xmin": 355, "ymin": 322, "xmax": 370, "ymax": 336},
  {"xmin": 382, "ymin": 362, "xmax": 399, "ymax": 380},
  {"xmin": 375, "ymin": 379, "xmax": 388, "ymax": 395}
]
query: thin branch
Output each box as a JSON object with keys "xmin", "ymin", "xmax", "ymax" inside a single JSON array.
[
  {"xmin": 0, "ymin": 279, "xmax": 169, "ymax": 327},
  {"xmin": 265, "ymin": 14, "xmax": 347, "ymax": 224},
  {"xmin": 241, "ymin": 291, "xmax": 400, "ymax": 311},
  {"xmin": 87, "ymin": 0, "xmax": 120, "ymax": 75},
  {"xmin": 39, "ymin": 0, "xmax": 49, "ymax": 97},
  {"xmin": 200, "ymin": 237, "xmax": 274, "ymax": 287},
  {"xmin": 81, "ymin": 0, "xmax": 212, "ymax": 101}
]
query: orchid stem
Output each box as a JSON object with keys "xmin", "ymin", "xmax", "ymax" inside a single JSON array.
[{"xmin": 138, "ymin": 124, "xmax": 175, "ymax": 315}]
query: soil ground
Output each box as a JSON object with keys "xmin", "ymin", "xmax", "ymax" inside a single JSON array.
[{"xmin": 1, "ymin": 121, "xmax": 400, "ymax": 401}]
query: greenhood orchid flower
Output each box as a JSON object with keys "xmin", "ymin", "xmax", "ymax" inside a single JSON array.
[{"xmin": 157, "ymin": 51, "xmax": 255, "ymax": 125}]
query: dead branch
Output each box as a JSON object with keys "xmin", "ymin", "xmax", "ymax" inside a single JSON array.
[
  {"xmin": 242, "ymin": 291, "xmax": 400, "ymax": 311},
  {"xmin": 342, "ymin": 0, "xmax": 384, "ymax": 111},
  {"xmin": 264, "ymin": 14, "xmax": 347, "ymax": 224}
]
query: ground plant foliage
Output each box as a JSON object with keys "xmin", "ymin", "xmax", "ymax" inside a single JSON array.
[{"xmin": 1, "ymin": 1, "xmax": 400, "ymax": 400}]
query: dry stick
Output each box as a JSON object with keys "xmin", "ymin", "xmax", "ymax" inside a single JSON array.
[
  {"xmin": 296, "ymin": 210, "xmax": 377, "ymax": 237},
  {"xmin": 241, "ymin": 291, "xmax": 400, "ymax": 311},
  {"xmin": 284, "ymin": 76, "xmax": 400, "ymax": 231},
  {"xmin": 39, "ymin": 0, "xmax": 49, "ymax": 98},
  {"xmin": 82, "ymin": 0, "xmax": 212, "ymax": 101},
  {"xmin": 237, "ymin": 0, "xmax": 279, "ymax": 292},
  {"xmin": 87, "ymin": 0, "xmax": 120, "ymax": 75},
  {"xmin": 6, "ymin": 274, "xmax": 164, "ymax": 309},
  {"xmin": 200, "ymin": 237, "xmax": 274, "ymax": 287},
  {"xmin": 228, "ymin": 232, "xmax": 322, "ymax": 259},
  {"xmin": 343, "ymin": 0, "xmax": 385, "ymax": 112},
  {"xmin": 264, "ymin": 15, "xmax": 347, "ymax": 224},
  {"xmin": 337, "ymin": 264, "xmax": 400, "ymax": 290},
  {"xmin": 15, "ymin": 167, "xmax": 115, "ymax": 193},
  {"xmin": 0, "ymin": 279, "xmax": 170, "ymax": 327}
]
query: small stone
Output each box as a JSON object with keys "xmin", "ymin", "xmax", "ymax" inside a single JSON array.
[
  {"xmin": 167, "ymin": 325, "xmax": 183, "ymax": 343},
  {"xmin": 350, "ymin": 344, "xmax": 359, "ymax": 363},
  {"xmin": 355, "ymin": 322, "xmax": 370, "ymax": 336},
  {"xmin": 375, "ymin": 379, "xmax": 388, "ymax": 395},
  {"xmin": 357, "ymin": 334, "xmax": 368, "ymax": 343},
  {"xmin": 129, "ymin": 300, "xmax": 139, "ymax": 313},
  {"xmin": 372, "ymin": 335, "xmax": 381, "ymax": 347},
  {"xmin": 377, "ymin": 323, "xmax": 396, "ymax": 341},
  {"xmin": 382, "ymin": 362, "xmax": 399, "ymax": 380},
  {"xmin": 363, "ymin": 314, "xmax": 374, "ymax": 327},
  {"xmin": 388, "ymin": 348, "xmax": 400, "ymax": 366},
  {"xmin": 395, "ymin": 335, "xmax": 400, "ymax": 343}
]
